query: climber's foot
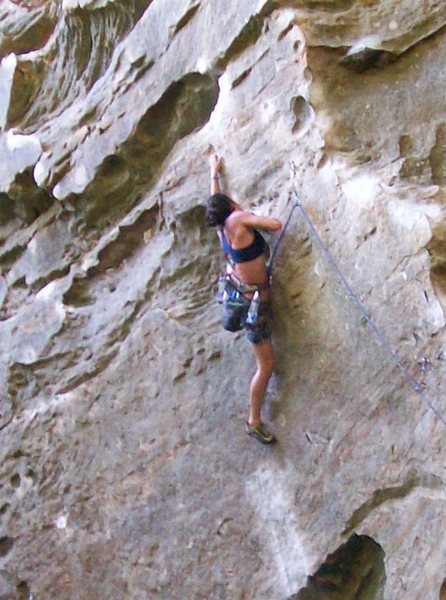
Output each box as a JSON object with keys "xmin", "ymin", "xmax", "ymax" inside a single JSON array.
[{"xmin": 245, "ymin": 422, "xmax": 276, "ymax": 445}]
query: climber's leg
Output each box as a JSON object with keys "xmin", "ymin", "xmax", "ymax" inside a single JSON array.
[{"xmin": 245, "ymin": 337, "xmax": 276, "ymax": 444}]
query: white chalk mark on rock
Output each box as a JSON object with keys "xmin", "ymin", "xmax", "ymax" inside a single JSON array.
[{"xmin": 246, "ymin": 461, "xmax": 308, "ymax": 596}]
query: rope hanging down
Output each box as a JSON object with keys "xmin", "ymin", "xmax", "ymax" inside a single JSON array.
[{"xmin": 269, "ymin": 177, "xmax": 446, "ymax": 429}]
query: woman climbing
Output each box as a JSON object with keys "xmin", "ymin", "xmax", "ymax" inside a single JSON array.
[{"xmin": 205, "ymin": 154, "xmax": 282, "ymax": 444}]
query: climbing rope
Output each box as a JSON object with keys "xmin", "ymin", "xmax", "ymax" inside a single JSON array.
[
  {"xmin": 268, "ymin": 201, "xmax": 300, "ymax": 272},
  {"xmin": 270, "ymin": 174, "xmax": 446, "ymax": 429}
]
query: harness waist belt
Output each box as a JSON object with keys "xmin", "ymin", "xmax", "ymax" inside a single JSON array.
[{"xmin": 227, "ymin": 272, "xmax": 270, "ymax": 294}]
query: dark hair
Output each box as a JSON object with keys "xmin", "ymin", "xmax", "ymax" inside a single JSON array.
[{"xmin": 205, "ymin": 193, "xmax": 233, "ymax": 227}]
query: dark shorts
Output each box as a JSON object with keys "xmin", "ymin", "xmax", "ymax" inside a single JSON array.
[
  {"xmin": 222, "ymin": 293, "xmax": 271, "ymax": 344},
  {"xmin": 244, "ymin": 316, "xmax": 271, "ymax": 344}
]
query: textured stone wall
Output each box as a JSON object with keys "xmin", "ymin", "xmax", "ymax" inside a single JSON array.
[{"xmin": 0, "ymin": 1, "xmax": 446, "ymax": 599}]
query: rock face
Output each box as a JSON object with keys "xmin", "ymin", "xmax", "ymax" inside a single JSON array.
[{"xmin": 0, "ymin": 1, "xmax": 445, "ymax": 599}]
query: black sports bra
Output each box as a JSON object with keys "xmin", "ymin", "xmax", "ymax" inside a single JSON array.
[{"xmin": 220, "ymin": 229, "xmax": 266, "ymax": 264}]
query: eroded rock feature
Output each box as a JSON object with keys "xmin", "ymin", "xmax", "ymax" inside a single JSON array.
[
  {"xmin": 0, "ymin": 1, "xmax": 56, "ymax": 59},
  {"xmin": 73, "ymin": 71, "xmax": 219, "ymax": 225},
  {"xmin": 287, "ymin": 0, "xmax": 446, "ymax": 56},
  {"xmin": 342, "ymin": 471, "xmax": 444, "ymax": 537},
  {"xmin": 5, "ymin": 0, "xmax": 146, "ymax": 129},
  {"xmin": 0, "ymin": 1, "xmax": 445, "ymax": 599}
]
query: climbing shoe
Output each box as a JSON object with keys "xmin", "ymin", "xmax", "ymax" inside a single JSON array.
[{"xmin": 245, "ymin": 422, "xmax": 276, "ymax": 445}]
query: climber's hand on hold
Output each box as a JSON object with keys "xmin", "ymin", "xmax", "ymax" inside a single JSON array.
[{"xmin": 210, "ymin": 153, "xmax": 223, "ymax": 176}]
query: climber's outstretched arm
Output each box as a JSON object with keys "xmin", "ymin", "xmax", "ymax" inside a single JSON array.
[{"xmin": 210, "ymin": 154, "xmax": 222, "ymax": 195}]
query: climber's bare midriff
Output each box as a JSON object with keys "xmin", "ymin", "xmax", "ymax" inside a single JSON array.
[
  {"xmin": 224, "ymin": 211, "xmax": 272, "ymax": 299},
  {"xmin": 227, "ymin": 254, "xmax": 269, "ymax": 301}
]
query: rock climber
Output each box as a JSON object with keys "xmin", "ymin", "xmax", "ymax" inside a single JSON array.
[{"xmin": 205, "ymin": 154, "xmax": 282, "ymax": 444}]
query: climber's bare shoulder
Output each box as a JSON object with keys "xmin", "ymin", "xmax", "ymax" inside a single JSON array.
[{"xmin": 233, "ymin": 211, "xmax": 282, "ymax": 232}]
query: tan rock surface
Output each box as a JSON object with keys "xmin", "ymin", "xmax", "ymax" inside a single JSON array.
[{"xmin": 0, "ymin": 1, "xmax": 445, "ymax": 599}]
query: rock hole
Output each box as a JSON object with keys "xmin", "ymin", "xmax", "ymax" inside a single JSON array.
[
  {"xmin": 291, "ymin": 96, "xmax": 313, "ymax": 136},
  {"xmin": 8, "ymin": 450, "xmax": 24, "ymax": 460},
  {"xmin": 10, "ymin": 474, "xmax": 20, "ymax": 489},
  {"xmin": 16, "ymin": 580, "xmax": 31, "ymax": 600},
  {"xmin": 25, "ymin": 470, "xmax": 37, "ymax": 485},
  {"xmin": 288, "ymin": 534, "xmax": 386, "ymax": 600},
  {"xmin": 440, "ymin": 579, "xmax": 446, "ymax": 599},
  {"xmin": 399, "ymin": 134, "xmax": 413, "ymax": 157},
  {"xmin": 427, "ymin": 224, "xmax": 446, "ymax": 309},
  {"xmin": 0, "ymin": 537, "xmax": 14, "ymax": 558},
  {"xmin": 341, "ymin": 48, "xmax": 396, "ymax": 72},
  {"xmin": 0, "ymin": 504, "xmax": 10, "ymax": 517},
  {"xmin": 88, "ymin": 205, "xmax": 159, "ymax": 276},
  {"xmin": 429, "ymin": 123, "xmax": 446, "ymax": 184}
]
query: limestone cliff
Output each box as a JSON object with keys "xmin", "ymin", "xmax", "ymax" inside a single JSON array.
[{"xmin": 0, "ymin": 1, "xmax": 445, "ymax": 599}]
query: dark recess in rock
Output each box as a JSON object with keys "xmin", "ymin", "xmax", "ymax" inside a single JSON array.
[
  {"xmin": 215, "ymin": 0, "xmax": 276, "ymax": 69},
  {"xmin": 7, "ymin": 57, "xmax": 47, "ymax": 128},
  {"xmin": 10, "ymin": 474, "xmax": 21, "ymax": 489},
  {"xmin": 430, "ymin": 123, "xmax": 446, "ymax": 184},
  {"xmin": 0, "ymin": 12, "xmax": 55, "ymax": 58},
  {"xmin": 0, "ymin": 537, "xmax": 14, "ymax": 558},
  {"xmin": 0, "ymin": 195, "xmax": 16, "ymax": 226},
  {"xmin": 291, "ymin": 95, "xmax": 313, "ymax": 134},
  {"xmin": 278, "ymin": 22, "xmax": 294, "ymax": 41},
  {"xmin": 172, "ymin": 2, "xmax": 201, "ymax": 36},
  {"xmin": 427, "ymin": 223, "xmax": 446, "ymax": 307},
  {"xmin": 62, "ymin": 278, "xmax": 95, "ymax": 308},
  {"xmin": 289, "ymin": 534, "xmax": 386, "ymax": 600},
  {"xmin": 231, "ymin": 66, "xmax": 253, "ymax": 88},
  {"xmin": 280, "ymin": 0, "xmax": 355, "ymax": 11},
  {"xmin": 4, "ymin": 171, "xmax": 53, "ymax": 224},
  {"xmin": 399, "ymin": 134, "xmax": 413, "ymax": 157},
  {"xmin": 88, "ymin": 205, "xmax": 159, "ymax": 276},
  {"xmin": 341, "ymin": 48, "xmax": 397, "ymax": 72},
  {"xmin": 16, "ymin": 580, "xmax": 31, "ymax": 600}
]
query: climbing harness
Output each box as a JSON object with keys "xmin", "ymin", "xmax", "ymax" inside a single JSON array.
[
  {"xmin": 216, "ymin": 224, "xmax": 270, "ymax": 331},
  {"xmin": 268, "ymin": 172, "xmax": 446, "ymax": 429}
]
